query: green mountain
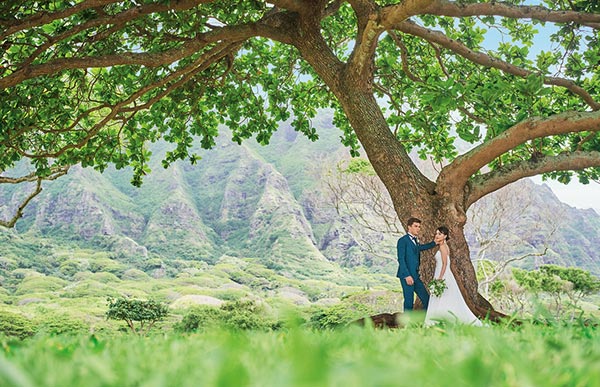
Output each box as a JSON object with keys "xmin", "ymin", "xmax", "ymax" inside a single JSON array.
[{"xmin": 2, "ymin": 110, "xmax": 600, "ymax": 285}]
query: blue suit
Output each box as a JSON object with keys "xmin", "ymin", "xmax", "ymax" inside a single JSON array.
[{"xmin": 396, "ymin": 234, "xmax": 436, "ymax": 311}]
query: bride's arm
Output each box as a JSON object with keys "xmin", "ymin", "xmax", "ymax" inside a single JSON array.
[{"xmin": 438, "ymin": 245, "xmax": 449, "ymax": 280}]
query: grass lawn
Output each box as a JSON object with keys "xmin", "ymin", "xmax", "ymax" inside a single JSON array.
[{"xmin": 1, "ymin": 316, "xmax": 599, "ymax": 387}]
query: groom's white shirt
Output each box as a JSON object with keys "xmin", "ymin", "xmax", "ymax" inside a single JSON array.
[{"xmin": 408, "ymin": 233, "xmax": 418, "ymax": 244}]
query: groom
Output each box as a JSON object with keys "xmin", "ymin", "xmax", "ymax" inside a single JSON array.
[{"xmin": 397, "ymin": 217, "xmax": 436, "ymax": 311}]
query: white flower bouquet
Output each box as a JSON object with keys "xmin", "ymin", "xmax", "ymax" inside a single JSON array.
[{"xmin": 428, "ymin": 278, "xmax": 447, "ymax": 297}]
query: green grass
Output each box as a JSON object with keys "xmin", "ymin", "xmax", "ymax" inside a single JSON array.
[{"xmin": 2, "ymin": 320, "xmax": 599, "ymax": 387}]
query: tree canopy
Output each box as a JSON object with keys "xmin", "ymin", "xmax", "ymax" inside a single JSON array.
[
  {"xmin": 106, "ymin": 297, "xmax": 169, "ymax": 334},
  {"xmin": 1, "ymin": 1, "xmax": 598, "ymax": 198},
  {"xmin": 2, "ymin": 0, "xmax": 599, "ymax": 318}
]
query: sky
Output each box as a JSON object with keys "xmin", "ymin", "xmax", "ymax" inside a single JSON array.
[{"xmin": 532, "ymin": 177, "xmax": 600, "ymax": 214}]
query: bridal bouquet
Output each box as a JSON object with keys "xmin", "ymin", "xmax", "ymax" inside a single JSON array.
[{"xmin": 428, "ymin": 279, "xmax": 447, "ymax": 297}]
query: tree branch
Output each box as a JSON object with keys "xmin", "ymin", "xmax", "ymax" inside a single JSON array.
[
  {"xmin": 439, "ymin": 110, "xmax": 600, "ymax": 193},
  {"xmin": 477, "ymin": 248, "xmax": 549, "ymax": 289},
  {"xmin": 380, "ymin": 0, "xmax": 436, "ymax": 27},
  {"xmin": 394, "ymin": 20, "xmax": 600, "ymax": 111},
  {"xmin": 576, "ymin": 132, "xmax": 597, "ymax": 151},
  {"xmin": 388, "ymin": 31, "xmax": 423, "ymax": 83},
  {"xmin": 0, "ymin": 20, "xmax": 280, "ymax": 90},
  {"xmin": 268, "ymin": 0, "xmax": 304, "ymax": 13},
  {"xmin": 10, "ymin": 0, "xmax": 210, "ymax": 69},
  {"xmin": 345, "ymin": 1, "xmax": 382, "ymax": 87},
  {"xmin": 424, "ymin": 0, "xmax": 600, "ymax": 29},
  {"xmin": 0, "ymin": 166, "xmax": 69, "ymax": 228},
  {"xmin": 467, "ymin": 150, "xmax": 600, "ymax": 206},
  {"xmin": 346, "ymin": 0, "xmax": 438, "ymax": 87},
  {"xmin": 0, "ymin": 0, "xmax": 119, "ymax": 40},
  {"xmin": 324, "ymin": 0, "xmax": 344, "ymax": 18}
]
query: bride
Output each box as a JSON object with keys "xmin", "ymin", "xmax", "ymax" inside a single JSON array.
[{"xmin": 424, "ymin": 226, "xmax": 482, "ymax": 327}]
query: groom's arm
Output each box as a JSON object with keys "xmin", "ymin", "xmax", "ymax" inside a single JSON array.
[
  {"xmin": 397, "ymin": 238, "xmax": 410, "ymax": 279},
  {"xmin": 419, "ymin": 241, "xmax": 436, "ymax": 251}
]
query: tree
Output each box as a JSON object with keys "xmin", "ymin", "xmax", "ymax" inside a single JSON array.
[
  {"xmin": 1, "ymin": 1, "xmax": 599, "ymax": 320},
  {"xmin": 327, "ymin": 158, "xmax": 402, "ymax": 234},
  {"xmin": 323, "ymin": 157, "xmax": 403, "ymax": 261},
  {"xmin": 106, "ymin": 297, "xmax": 169, "ymax": 334},
  {"xmin": 512, "ymin": 264, "xmax": 600, "ymax": 319},
  {"xmin": 469, "ymin": 181, "xmax": 560, "ymax": 296}
]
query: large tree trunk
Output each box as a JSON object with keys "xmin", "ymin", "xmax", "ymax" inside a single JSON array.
[{"xmin": 335, "ymin": 89, "xmax": 507, "ymax": 321}]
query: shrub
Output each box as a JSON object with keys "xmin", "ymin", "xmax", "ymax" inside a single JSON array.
[
  {"xmin": 58, "ymin": 260, "xmax": 82, "ymax": 278},
  {"xmin": 308, "ymin": 302, "xmax": 372, "ymax": 330},
  {"xmin": 0, "ymin": 285, "xmax": 10, "ymax": 301},
  {"xmin": 175, "ymin": 300, "xmax": 279, "ymax": 332},
  {"xmin": 512, "ymin": 264, "xmax": 600, "ymax": 319},
  {"xmin": 14, "ymin": 275, "xmax": 67, "ymax": 296},
  {"xmin": 89, "ymin": 272, "xmax": 120, "ymax": 284},
  {"xmin": 0, "ymin": 310, "xmax": 36, "ymax": 339},
  {"xmin": 35, "ymin": 315, "xmax": 88, "ymax": 335},
  {"xmin": 60, "ymin": 280, "xmax": 116, "ymax": 299},
  {"xmin": 220, "ymin": 300, "xmax": 276, "ymax": 330},
  {"xmin": 175, "ymin": 306, "xmax": 225, "ymax": 332},
  {"xmin": 211, "ymin": 289, "xmax": 247, "ymax": 301},
  {"xmin": 121, "ymin": 269, "xmax": 150, "ymax": 281},
  {"xmin": 89, "ymin": 258, "xmax": 127, "ymax": 276}
]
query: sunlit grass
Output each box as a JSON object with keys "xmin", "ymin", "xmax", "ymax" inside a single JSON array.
[{"xmin": 1, "ymin": 318, "xmax": 599, "ymax": 387}]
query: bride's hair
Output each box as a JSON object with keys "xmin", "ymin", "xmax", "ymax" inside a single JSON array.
[{"xmin": 437, "ymin": 226, "xmax": 450, "ymax": 241}]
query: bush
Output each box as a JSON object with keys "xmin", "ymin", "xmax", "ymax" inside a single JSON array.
[
  {"xmin": 0, "ymin": 310, "xmax": 36, "ymax": 339},
  {"xmin": 220, "ymin": 300, "xmax": 276, "ymax": 330},
  {"xmin": 35, "ymin": 315, "xmax": 88, "ymax": 335},
  {"xmin": 89, "ymin": 258, "xmax": 127, "ymax": 276},
  {"xmin": 89, "ymin": 272, "xmax": 120, "ymax": 284},
  {"xmin": 14, "ymin": 275, "xmax": 67, "ymax": 296},
  {"xmin": 58, "ymin": 260, "xmax": 83, "ymax": 278},
  {"xmin": 308, "ymin": 302, "xmax": 372, "ymax": 330},
  {"xmin": 60, "ymin": 279, "xmax": 117, "ymax": 298},
  {"xmin": 512, "ymin": 265, "xmax": 600, "ymax": 319},
  {"xmin": 121, "ymin": 269, "xmax": 150, "ymax": 281},
  {"xmin": 175, "ymin": 306, "xmax": 225, "ymax": 332},
  {"xmin": 175, "ymin": 300, "xmax": 280, "ymax": 332},
  {"xmin": 0, "ymin": 285, "xmax": 10, "ymax": 301}
]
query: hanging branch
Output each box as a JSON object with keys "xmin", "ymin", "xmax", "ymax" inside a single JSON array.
[{"xmin": 0, "ymin": 166, "xmax": 69, "ymax": 228}]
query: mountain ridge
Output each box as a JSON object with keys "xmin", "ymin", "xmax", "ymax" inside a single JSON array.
[{"xmin": 1, "ymin": 115, "xmax": 599, "ymax": 279}]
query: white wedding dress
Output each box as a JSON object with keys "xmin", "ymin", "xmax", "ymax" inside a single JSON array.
[{"xmin": 425, "ymin": 251, "xmax": 482, "ymax": 327}]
